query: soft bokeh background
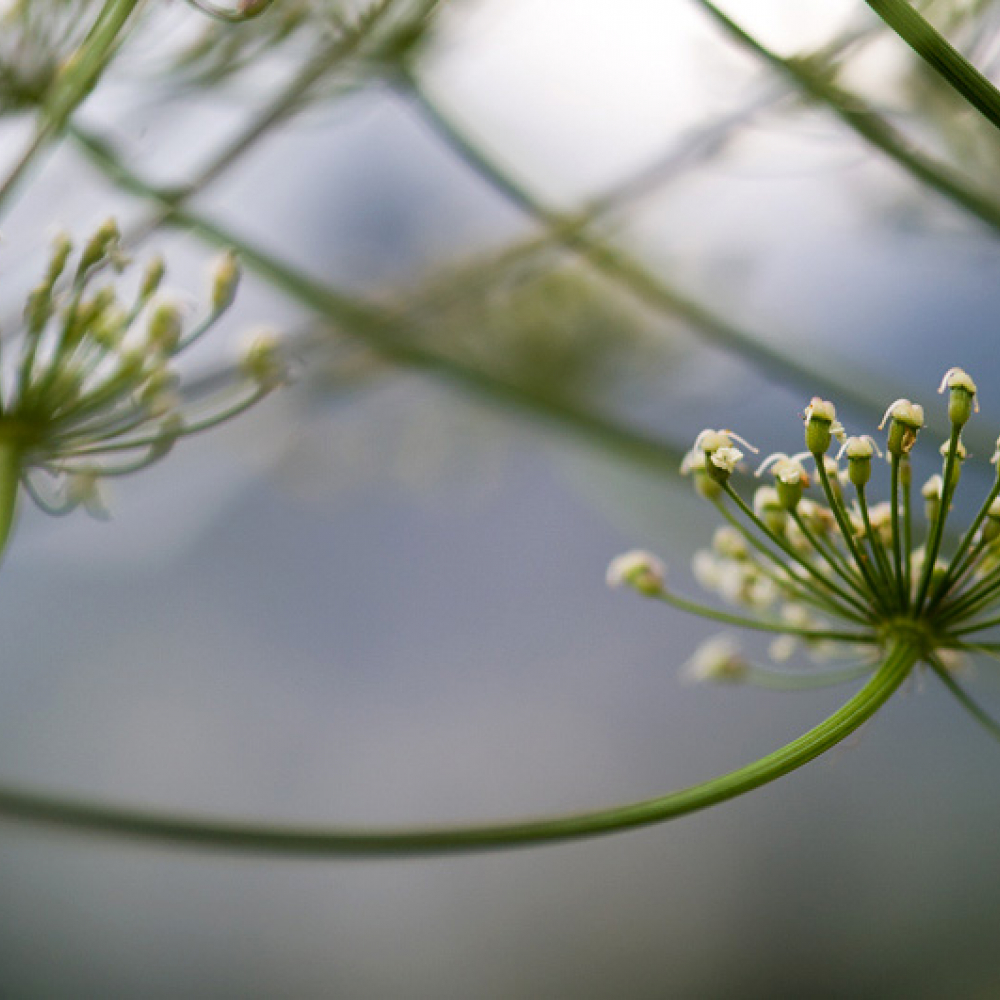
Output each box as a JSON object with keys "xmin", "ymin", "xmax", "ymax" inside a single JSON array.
[{"xmin": 1, "ymin": 0, "xmax": 1000, "ymax": 996}]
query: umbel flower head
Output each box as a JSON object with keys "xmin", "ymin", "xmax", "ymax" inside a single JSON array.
[
  {"xmin": 0, "ymin": 221, "xmax": 285, "ymax": 537},
  {"xmin": 610, "ymin": 369, "xmax": 1000, "ymax": 740}
]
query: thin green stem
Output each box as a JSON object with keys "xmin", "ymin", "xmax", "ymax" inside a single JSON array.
[
  {"xmin": 865, "ymin": 0, "xmax": 1000, "ymax": 134},
  {"xmin": 947, "ymin": 605, "xmax": 1000, "ymax": 636},
  {"xmin": 937, "ymin": 565, "xmax": 1000, "ymax": 628},
  {"xmin": 713, "ymin": 503, "xmax": 859, "ymax": 620},
  {"xmin": 0, "ymin": 642, "xmax": 918, "ymax": 854},
  {"xmin": 890, "ymin": 455, "xmax": 906, "ymax": 608},
  {"xmin": 902, "ymin": 457, "xmax": 914, "ymax": 600},
  {"xmin": 651, "ymin": 589, "xmax": 873, "ymax": 644},
  {"xmin": 790, "ymin": 509, "xmax": 868, "ymax": 596},
  {"xmin": 814, "ymin": 457, "xmax": 889, "ymax": 614},
  {"xmin": 915, "ymin": 426, "xmax": 961, "ymax": 614},
  {"xmin": 743, "ymin": 661, "xmax": 877, "ymax": 691},
  {"xmin": 721, "ymin": 485, "xmax": 873, "ymax": 621},
  {"xmin": 928, "ymin": 475, "xmax": 1000, "ymax": 612},
  {"xmin": 0, "ymin": 441, "xmax": 22, "ymax": 561},
  {"xmin": 926, "ymin": 653, "xmax": 1000, "ymax": 745},
  {"xmin": 856, "ymin": 484, "xmax": 897, "ymax": 609}
]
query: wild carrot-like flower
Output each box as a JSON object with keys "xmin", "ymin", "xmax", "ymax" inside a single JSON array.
[
  {"xmin": 610, "ymin": 371, "xmax": 1000, "ymax": 741},
  {"xmin": 0, "ymin": 221, "xmax": 285, "ymax": 552}
]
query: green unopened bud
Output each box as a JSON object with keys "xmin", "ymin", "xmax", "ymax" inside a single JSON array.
[
  {"xmin": 139, "ymin": 255, "xmax": 166, "ymax": 302},
  {"xmin": 239, "ymin": 330, "xmax": 287, "ymax": 390},
  {"xmin": 922, "ymin": 474, "xmax": 943, "ymax": 524},
  {"xmin": 803, "ymin": 397, "xmax": 837, "ymax": 455},
  {"xmin": 210, "ymin": 250, "xmax": 241, "ymax": 314},
  {"xmin": 983, "ymin": 498, "xmax": 1000, "ymax": 543},
  {"xmin": 754, "ymin": 486, "xmax": 787, "ymax": 535},
  {"xmin": 147, "ymin": 302, "xmax": 183, "ymax": 354},
  {"xmin": 880, "ymin": 398, "xmax": 924, "ymax": 456},
  {"xmin": 46, "ymin": 233, "xmax": 73, "ymax": 286},
  {"xmin": 78, "ymin": 218, "xmax": 120, "ymax": 276},
  {"xmin": 940, "ymin": 437, "xmax": 966, "ymax": 492},
  {"xmin": 939, "ymin": 367, "xmax": 978, "ymax": 427},
  {"xmin": 841, "ymin": 435, "xmax": 878, "ymax": 488},
  {"xmin": 24, "ymin": 284, "xmax": 54, "ymax": 335}
]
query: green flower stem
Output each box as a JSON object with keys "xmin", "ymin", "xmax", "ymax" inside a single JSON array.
[
  {"xmin": 0, "ymin": 642, "xmax": 918, "ymax": 855},
  {"xmin": 790, "ymin": 510, "xmax": 868, "ymax": 597},
  {"xmin": 890, "ymin": 454, "xmax": 906, "ymax": 607},
  {"xmin": 952, "ymin": 641, "xmax": 1000, "ymax": 660},
  {"xmin": 0, "ymin": 0, "xmax": 143, "ymax": 218},
  {"xmin": 710, "ymin": 509, "xmax": 849, "ymax": 619},
  {"xmin": 936, "ymin": 567, "xmax": 1000, "ymax": 628},
  {"xmin": 865, "ymin": 0, "xmax": 1000, "ymax": 134},
  {"xmin": 947, "ymin": 607, "xmax": 1000, "ymax": 637},
  {"xmin": 926, "ymin": 653, "xmax": 1000, "ymax": 745},
  {"xmin": 928, "ymin": 475, "xmax": 1000, "ymax": 612},
  {"xmin": 814, "ymin": 457, "xmax": 890, "ymax": 615},
  {"xmin": 938, "ymin": 537, "xmax": 990, "ymax": 608},
  {"xmin": 903, "ymin": 458, "xmax": 914, "ymax": 599},
  {"xmin": 651, "ymin": 589, "xmax": 874, "ymax": 644},
  {"xmin": 743, "ymin": 662, "xmax": 877, "ymax": 691},
  {"xmin": 915, "ymin": 425, "xmax": 962, "ymax": 614},
  {"xmin": 0, "ymin": 442, "xmax": 22, "ymax": 561},
  {"xmin": 721, "ymin": 484, "xmax": 873, "ymax": 618},
  {"xmin": 64, "ymin": 387, "xmax": 271, "ymax": 458},
  {"xmin": 856, "ymin": 484, "xmax": 897, "ymax": 608}
]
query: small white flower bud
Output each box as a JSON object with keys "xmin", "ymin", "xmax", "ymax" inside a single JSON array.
[
  {"xmin": 606, "ymin": 550, "xmax": 666, "ymax": 595},
  {"xmin": 710, "ymin": 446, "xmax": 743, "ymax": 474},
  {"xmin": 804, "ymin": 397, "xmax": 836, "ymax": 453},
  {"xmin": 712, "ymin": 526, "xmax": 748, "ymax": 560},
  {"xmin": 682, "ymin": 636, "xmax": 747, "ymax": 684},
  {"xmin": 938, "ymin": 367, "xmax": 978, "ymax": 426},
  {"xmin": 239, "ymin": 330, "xmax": 287, "ymax": 389}
]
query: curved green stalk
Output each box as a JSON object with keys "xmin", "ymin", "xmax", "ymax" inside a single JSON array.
[{"xmin": 0, "ymin": 642, "xmax": 917, "ymax": 855}]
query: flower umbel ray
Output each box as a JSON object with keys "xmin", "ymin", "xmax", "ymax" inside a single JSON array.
[
  {"xmin": 0, "ymin": 221, "xmax": 286, "ymax": 549},
  {"xmin": 614, "ymin": 370, "xmax": 1000, "ymax": 745}
]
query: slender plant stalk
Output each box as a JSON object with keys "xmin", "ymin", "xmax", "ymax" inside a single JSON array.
[
  {"xmin": 915, "ymin": 426, "xmax": 961, "ymax": 613},
  {"xmin": 926, "ymin": 654, "xmax": 1000, "ymax": 744},
  {"xmin": 865, "ymin": 0, "xmax": 1000, "ymax": 133},
  {"xmin": 653, "ymin": 589, "xmax": 874, "ymax": 644},
  {"xmin": 0, "ymin": 641, "xmax": 918, "ymax": 854},
  {"xmin": 0, "ymin": 443, "xmax": 22, "ymax": 560}
]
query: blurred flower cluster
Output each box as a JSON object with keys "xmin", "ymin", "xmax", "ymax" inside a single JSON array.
[{"xmin": 2, "ymin": 220, "xmax": 284, "ymax": 516}]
